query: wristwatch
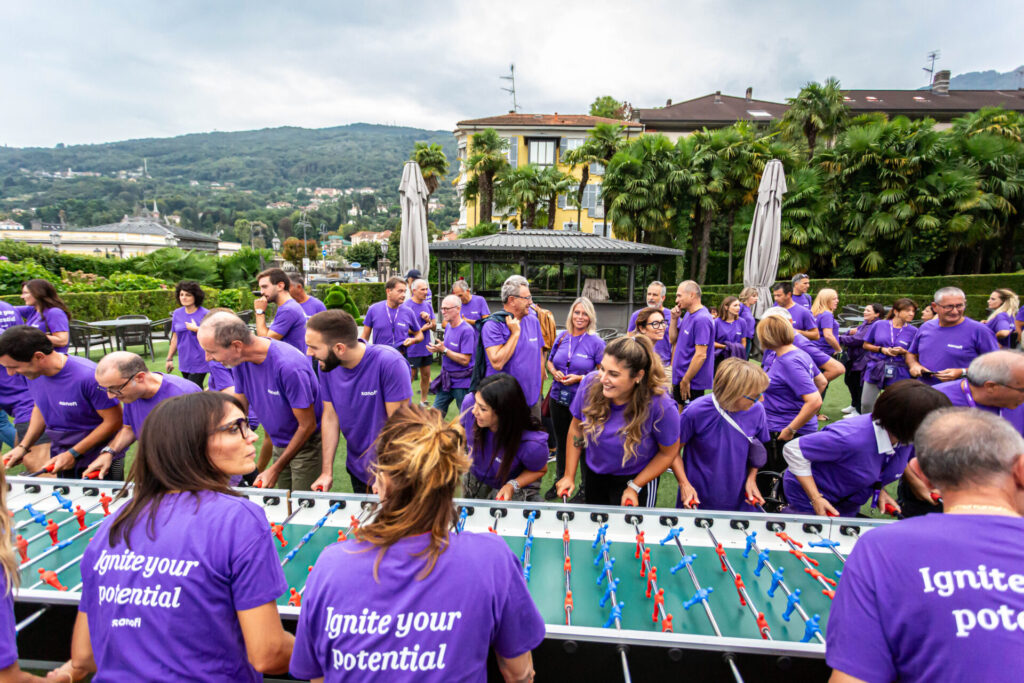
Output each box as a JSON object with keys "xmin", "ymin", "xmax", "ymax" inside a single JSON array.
[
  {"xmin": 507, "ymin": 479, "xmax": 521, "ymax": 493},
  {"xmin": 68, "ymin": 447, "xmax": 82, "ymax": 460},
  {"xmin": 626, "ymin": 479, "xmax": 642, "ymax": 494},
  {"xmin": 254, "ymin": 309, "xmax": 265, "ymax": 316},
  {"xmin": 100, "ymin": 446, "xmax": 118, "ymax": 457}
]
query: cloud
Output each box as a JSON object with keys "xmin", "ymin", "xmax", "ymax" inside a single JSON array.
[{"xmin": 1, "ymin": 0, "xmax": 1021, "ymax": 147}]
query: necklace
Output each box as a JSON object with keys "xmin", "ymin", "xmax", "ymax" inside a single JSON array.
[{"xmin": 945, "ymin": 504, "xmax": 1020, "ymax": 517}]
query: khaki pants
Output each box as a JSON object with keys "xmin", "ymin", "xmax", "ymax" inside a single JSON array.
[{"xmin": 272, "ymin": 431, "xmax": 322, "ymax": 492}]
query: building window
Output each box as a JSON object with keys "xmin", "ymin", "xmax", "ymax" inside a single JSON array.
[
  {"xmin": 592, "ymin": 222, "xmax": 608, "ymax": 237},
  {"xmin": 506, "ymin": 137, "xmax": 518, "ymax": 167},
  {"xmin": 563, "ymin": 138, "xmax": 583, "ymax": 152},
  {"xmin": 589, "ymin": 162, "xmax": 605, "ymax": 176},
  {"xmin": 528, "ymin": 139, "xmax": 556, "ymax": 167},
  {"xmin": 562, "ymin": 221, "xmax": 581, "ymax": 231}
]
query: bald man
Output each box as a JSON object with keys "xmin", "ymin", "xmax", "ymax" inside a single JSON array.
[
  {"xmin": 87, "ymin": 351, "xmax": 201, "ymax": 479},
  {"xmin": 427, "ymin": 295, "xmax": 476, "ymax": 415}
]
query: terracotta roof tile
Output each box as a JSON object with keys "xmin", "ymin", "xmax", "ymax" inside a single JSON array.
[{"xmin": 456, "ymin": 113, "xmax": 641, "ymax": 128}]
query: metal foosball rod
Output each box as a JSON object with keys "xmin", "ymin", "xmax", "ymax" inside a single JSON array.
[
  {"xmin": 559, "ymin": 497, "xmax": 573, "ymax": 626},
  {"xmin": 627, "ymin": 520, "xmax": 671, "ymax": 631},
  {"xmin": 25, "ymin": 552, "xmax": 86, "ymax": 591},
  {"xmin": 765, "ymin": 522, "xmax": 838, "ymax": 599},
  {"xmin": 15, "ymin": 485, "xmax": 119, "ymax": 533},
  {"xmin": 659, "ymin": 527, "xmax": 745, "ymax": 683},
  {"xmin": 270, "ymin": 508, "xmax": 304, "ymax": 547},
  {"xmin": 807, "ymin": 531, "xmax": 847, "ymax": 565},
  {"xmin": 19, "ymin": 492, "xmax": 112, "ymax": 551},
  {"xmin": 698, "ymin": 521, "xmax": 773, "ymax": 641},
  {"xmin": 741, "ymin": 532, "xmax": 825, "ymax": 645},
  {"xmin": 591, "ymin": 524, "xmax": 632, "ymax": 683},
  {"xmin": 280, "ymin": 502, "xmax": 342, "ymax": 568},
  {"xmin": 18, "ymin": 519, "xmax": 103, "ymax": 572},
  {"xmin": 15, "ymin": 582, "xmax": 84, "ymax": 633},
  {"xmin": 520, "ymin": 511, "xmax": 536, "ymax": 583}
]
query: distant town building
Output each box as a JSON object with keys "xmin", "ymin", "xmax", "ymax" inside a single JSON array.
[
  {"xmin": 350, "ymin": 230, "xmax": 391, "ymax": 246},
  {"xmin": 313, "ymin": 187, "xmax": 343, "ymax": 198},
  {"xmin": 266, "ymin": 201, "xmax": 294, "ymax": 209},
  {"xmin": 0, "ymin": 219, "xmax": 24, "ymax": 230}
]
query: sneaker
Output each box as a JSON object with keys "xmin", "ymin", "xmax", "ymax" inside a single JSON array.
[
  {"xmin": 544, "ymin": 486, "xmax": 558, "ymax": 501},
  {"xmin": 568, "ymin": 489, "xmax": 585, "ymax": 504},
  {"xmin": 843, "ymin": 411, "xmax": 860, "ymax": 418},
  {"xmin": 840, "ymin": 406, "xmax": 856, "ymax": 414}
]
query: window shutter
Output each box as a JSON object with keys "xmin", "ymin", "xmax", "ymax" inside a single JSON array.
[
  {"xmin": 557, "ymin": 194, "xmax": 566, "ymax": 209},
  {"xmin": 508, "ymin": 137, "xmax": 518, "ymax": 167}
]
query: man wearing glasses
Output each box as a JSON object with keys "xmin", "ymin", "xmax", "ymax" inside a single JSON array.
[
  {"xmin": 0, "ymin": 326, "xmax": 122, "ymax": 478},
  {"xmin": 86, "ymin": 351, "xmax": 201, "ymax": 479},
  {"xmin": 483, "ymin": 276, "xmax": 544, "ymax": 417},
  {"xmin": 627, "ymin": 281, "xmax": 672, "ymax": 363},
  {"xmin": 427, "ymin": 295, "xmax": 476, "ymax": 416},
  {"xmin": 908, "ymin": 287, "xmax": 998, "ymax": 386}
]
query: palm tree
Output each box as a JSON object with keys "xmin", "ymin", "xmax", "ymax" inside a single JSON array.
[
  {"xmin": 780, "ymin": 77, "xmax": 848, "ymax": 161},
  {"xmin": 411, "ymin": 142, "xmax": 449, "ymax": 228},
  {"xmin": 564, "ymin": 123, "xmax": 627, "ymax": 232},
  {"xmin": 465, "ymin": 129, "xmax": 509, "ymax": 225},
  {"xmin": 536, "ymin": 166, "xmax": 575, "ymax": 229},
  {"xmin": 494, "ymin": 164, "xmax": 541, "ymax": 229},
  {"xmin": 603, "ymin": 134, "xmax": 691, "ymax": 243}
]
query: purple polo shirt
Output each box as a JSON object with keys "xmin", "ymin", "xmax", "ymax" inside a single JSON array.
[
  {"xmin": 784, "ymin": 302, "xmax": 816, "ymax": 332},
  {"xmin": 934, "ymin": 379, "xmax": 1024, "ymax": 437},
  {"xmin": 458, "ymin": 294, "xmax": 491, "ymax": 323},
  {"xmin": 23, "ymin": 306, "xmax": 70, "ymax": 353},
  {"xmin": 441, "ymin": 320, "xmax": 476, "ymax": 389},
  {"xmin": 713, "ymin": 318, "xmax": 746, "ymax": 347},
  {"xmin": 907, "ymin": 318, "xmax": 999, "ymax": 385},
  {"xmin": 827, "ymin": 514, "xmax": 1024, "ymax": 682},
  {"xmin": 985, "ymin": 312, "xmax": 1015, "ymax": 348},
  {"xmin": 548, "ymin": 332, "xmax": 605, "ymax": 403},
  {"xmin": 810, "ymin": 310, "xmax": 839, "ymax": 355},
  {"xmin": 364, "ymin": 301, "xmax": 417, "ymax": 349},
  {"xmin": 679, "ymin": 395, "xmax": 768, "ymax": 511},
  {"xmin": 738, "ymin": 303, "xmax": 756, "ymax": 339},
  {"xmin": 122, "ymin": 373, "xmax": 202, "ymax": 434},
  {"xmin": 0, "ymin": 302, "xmax": 34, "ymax": 424},
  {"xmin": 319, "ymin": 342, "xmax": 412, "ymax": 483},
  {"xmin": 0, "ymin": 593, "xmax": 15, "ymax": 670},
  {"xmin": 762, "ymin": 333, "xmax": 832, "ymax": 372},
  {"xmin": 482, "ymin": 314, "xmax": 543, "ymax": 406},
  {"xmin": 628, "ymin": 307, "xmax": 672, "ymax": 363},
  {"xmin": 570, "ymin": 372, "xmax": 680, "ymax": 476},
  {"xmin": 171, "ymin": 306, "xmax": 210, "ymax": 373},
  {"xmin": 672, "ymin": 306, "xmax": 715, "ymax": 389},
  {"xmin": 79, "ymin": 492, "xmax": 287, "ymax": 682},
  {"xmin": 782, "ymin": 413, "xmax": 911, "ymax": 516},
  {"xmin": 298, "ymin": 296, "xmax": 327, "ymax": 318},
  {"xmin": 792, "ymin": 293, "xmax": 813, "ymax": 310},
  {"xmin": 291, "ymin": 531, "xmax": 546, "ymax": 683},
  {"xmin": 763, "ymin": 347, "xmax": 819, "ymax": 435},
  {"xmin": 864, "ymin": 320, "xmax": 917, "ymax": 387},
  {"xmin": 403, "ymin": 298, "xmax": 435, "ymax": 358},
  {"xmin": 230, "ymin": 340, "xmax": 321, "ymax": 448},
  {"xmin": 269, "ymin": 298, "xmax": 307, "ymax": 353},
  {"xmin": 460, "ymin": 395, "xmax": 548, "ymax": 488}
]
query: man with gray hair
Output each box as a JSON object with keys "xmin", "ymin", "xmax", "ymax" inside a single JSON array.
[
  {"xmin": 403, "ymin": 278, "xmax": 436, "ymax": 403},
  {"xmin": 827, "ymin": 407, "xmax": 1024, "ymax": 683},
  {"xmin": 627, "ymin": 281, "xmax": 672, "ymax": 362},
  {"xmin": 669, "ymin": 280, "xmax": 714, "ymax": 403},
  {"xmin": 86, "ymin": 351, "xmax": 201, "ymax": 479},
  {"xmin": 481, "ymin": 276, "xmax": 543, "ymax": 415},
  {"xmin": 451, "ymin": 279, "xmax": 490, "ymax": 327},
  {"xmin": 908, "ymin": 286, "xmax": 999, "ymax": 385},
  {"xmin": 198, "ymin": 311, "xmax": 322, "ymax": 491},
  {"xmin": 427, "ymin": 294, "xmax": 476, "ymax": 414}
]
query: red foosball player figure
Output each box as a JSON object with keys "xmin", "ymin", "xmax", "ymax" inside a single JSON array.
[
  {"xmin": 271, "ymin": 522, "xmax": 286, "ymax": 547},
  {"xmin": 646, "ymin": 567, "xmax": 658, "ymax": 598},
  {"xmin": 349, "ymin": 515, "xmax": 360, "ymax": 532},
  {"xmin": 38, "ymin": 568, "xmax": 67, "ymax": 591},
  {"xmin": 661, "ymin": 613, "xmax": 673, "ymax": 633},
  {"xmin": 640, "ymin": 548, "xmax": 650, "ymax": 577},
  {"xmin": 634, "ymin": 531, "xmax": 645, "ymax": 559},
  {"xmin": 288, "ymin": 588, "xmax": 301, "ymax": 607},
  {"xmin": 74, "ymin": 506, "xmax": 87, "ymax": 531},
  {"xmin": 734, "ymin": 574, "xmax": 747, "ymax": 606},
  {"xmin": 563, "ymin": 557, "xmax": 571, "ymax": 574},
  {"xmin": 715, "ymin": 543, "xmax": 728, "ymax": 572},
  {"xmin": 652, "ymin": 589, "xmax": 665, "ymax": 624},
  {"xmin": 99, "ymin": 492, "xmax": 113, "ymax": 516},
  {"xmin": 15, "ymin": 535, "xmax": 28, "ymax": 563},
  {"xmin": 337, "ymin": 529, "xmax": 347, "ymax": 542},
  {"xmin": 46, "ymin": 519, "xmax": 59, "ymax": 546}
]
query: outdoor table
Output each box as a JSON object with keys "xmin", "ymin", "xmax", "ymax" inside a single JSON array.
[{"xmin": 89, "ymin": 318, "xmax": 152, "ymax": 328}]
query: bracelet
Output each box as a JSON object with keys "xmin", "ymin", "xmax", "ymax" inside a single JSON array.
[
  {"xmin": 507, "ymin": 479, "xmax": 521, "ymax": 493},
  {"xmin": 68, "ymin": 447, "xmax": 82, "ymax": 460}
]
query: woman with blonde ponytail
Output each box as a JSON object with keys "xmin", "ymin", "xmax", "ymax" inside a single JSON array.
[
  {"xmin": 291, "ymin": 404, "xmax": 546, "ymax": 683},
  {"xmin": 555, "ymin": 335, "xmax": 681, "ymax": 507}
]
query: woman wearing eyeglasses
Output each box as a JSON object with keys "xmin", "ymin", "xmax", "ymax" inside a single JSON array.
[
  {"xmin": 670, "ymin": 358, "xmax": 768, "ymax": 511},
  {"xmin": 66, "ymin": 392, "xmax": 294, "ymax": 682},
  {"xmin": 633, "ymin": 306, "xmax": 671, "ymax": 369},
  {"xmin": 544, "ymin": 297, "xmax": 605, "ymax": 500},
  {"xmin": 713, "ymin": 296, "xmax": 747, "ymax": 364}
]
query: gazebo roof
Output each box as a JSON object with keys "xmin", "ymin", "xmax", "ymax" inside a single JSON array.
[{"xmin": 429, "ymin": 229, "xmax": 684, "ymax": 265}]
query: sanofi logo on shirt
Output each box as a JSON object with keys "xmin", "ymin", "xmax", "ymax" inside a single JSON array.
[
  {"xmin": 267, "ymin": 389, "xmax": 280, "ymax": 396},
  {"xmin": 360, "ymin": 390, "xmax": 379, "ymax": 397},
  {"xmin": 948, "ymin": 344, "xmax": 964, "ymax": 350},
  {"xmin": 58, "ymin": 401, "xmax": 79, "ymax": 407}
]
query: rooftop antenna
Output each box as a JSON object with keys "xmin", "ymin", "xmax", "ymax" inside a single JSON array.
[
  {"xmin": 500, "ymin": 63, "xmax": 519, "ymax": 112},
  {"xmin": 923, "ymin": 50, "xmax": 941, "ymax": 88}
]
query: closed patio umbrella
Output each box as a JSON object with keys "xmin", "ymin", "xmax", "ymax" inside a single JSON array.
[
  {"xmin": 743, "ymin": 159, "xmax": 787, "ymax": 318},
  {"xmin": 399, "ymin": 160, "xmax": 430, "ymax": 281}
]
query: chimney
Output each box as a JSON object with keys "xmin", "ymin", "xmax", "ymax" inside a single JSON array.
[
  {"xmin": 745, "ymin": 87, "xmax": 752, "ymax": 102},
  {"xmin": 931, "ymin": 69, "xmax": 951, "ymax": 96},
  {"xmin": 714, "ymin": 90, "xmax": 722, "ymax": 104},
  {"xmin": 666, "ymin": 98, "xmax": 672, "ymax": 106}
]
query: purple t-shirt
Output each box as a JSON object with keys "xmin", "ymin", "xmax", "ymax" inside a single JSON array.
[
  {"xmin": 364, "ymin": 301, "xmax": 418, "ymax": 349},
  {"xmin": 548, "ymin": 332, "xmax": 605, "ymax": 402},
  {"xmin": 231, "ymin": 340, "xmax": 321, "ymax": 447},
  {"xmin": 291, "ymin": 530, "xmax": 545, "ymax": 683},
  {"xmin": 440, "ymin": 321, "xmax": 476, "ymax": 389},
  {"xmin": 459, "ymin": 295, "xmax": 491, "ymax": 323},
  {"xmin": 763, "ymin": 347, "xmax": 819, "ymax": 435},
  {"xmin": 628, "ymin": 308, "xmax": 672, "ymax": 363},
  {"xmin": 207, "ymin": 361, "xmax": 235, "ymax": 391},
  {"xmin": 298, "ymin": 296, "xmax": 327, "ymax": 318},
  {"xmin": 459, "ymin": 394, "xmax": 548, "ymax": 488},
  {"xmin": 482, "ymin": 314, "xmax": 543, "ymax": 406},
  {"xmin": 792, "ymin": 293, "xmax": 813, "ymax": 310},
  {"xmin": 570, "ymin": 372, "xmax": 680, "ymax": 476},
  {"xmin": 80, "ymin": 492, "xmax": 287, "ymax": 682},
  {"xmin": 713, "ymin": 318, "xmax": 746, "ymax": 347},
  {"xmin": 907, "ymin": 318, "xmax": 999, "ymax": 385},
  {"xmin": 27, "ymin": 354, "xmax": 119, "ymax": 455},
  {"xmin": 864, "ymin": 320, "xmax": 917, "ymax": 387},
  {"xmin": 762, "ymin": 333, "xmax": 831, "ymax": 372},
  {"xmin": 672, "ymin": 307, "xmax": 715, "ymax": 389},
  {"xmin": 985, "ymin": 312, "xmax": 1015, "ymax": 348},
  {"xmin": 827, "ymin": 514, "xmax": 1024, "ymax": 682},
  {"xmin": 782, "ymin": 414, "xmax": 911, "ymax": 516},
  {"xmin": 0, "ymin": 592, "xmax": 15, "ymax": 670},
  {"xmin": 810, "ymin": 310, "xmax": 839, "ymax": 355},
  {"xmin": 738, "ymin": 303, "xmax": 756, "ymax": 339},
  {"xmin": 269, "ymin": 298, "xmax": 308, "ymax": 353},
  {"xmin": 319, "ymin": 342, "xmax": 412, "ymax": 483},
  {"xmin": 0, "ymin": 302, "xmax": 33, "ymax": 424},
  {"xmin": 171, "ymin": 306, "xmax": 210, "ymax": 373},
  {"xmin": 934, "ymin": 379, "xmax": 1024, "ymax": 437},
  {"xmin": 680, "ymin": 395, "xmax": 768, "ymax": 512},
  {"xmin": 784, "ymin": 302, "xmax": 816, "ymax": 332},
  {"xmin": 403, "ymin": 299, "xmax": 435, "ymax": 358},
  {"xmin": 1016, "ymin": 305, "xmax": 1024, "ymax": 323},
  {"xmin": 24, "ymin": 306, "xmax": 70, "ymax": 353},
  {"xmin": 123, "ymin": 373, "xmax": 202, "ymax": 434}
]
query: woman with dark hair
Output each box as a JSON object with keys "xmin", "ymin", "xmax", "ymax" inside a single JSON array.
[
  {"xmin": 68, "ymin": 392, "xmax": 294, "ymax": 681},
  {"xmin": 291, "ymin": 404, "xmax": 545, "ymax": 682},
  {"xmin": 838, "ymin": 303, "xmax": 885, "ymax": 415},
  {"xmin": 634, "ymin": 306, "xmax": 671, "ymax": 369},
  {"xmin": 166, "ymin": 280, "xmax": 210, "ymax": 387},
  {"xmin": 713, "ymin": 296, "xmax": 747, "ymax": 363},
  {"xmin": 460, "ymin": 374, "xmax": 549, "ymax": 502},
  {"xmin": 782, "ymin": 380, "xmax": 951, "ymax": 517},
  {"xmin": 555, "ymin": 335, "xmax": 680, "ymax": 507},
  {"xmin": 18, "ymin": 279, "xmax": 69, "ymax": 353},
  {"xmin": 985, "ymin": 288, "xmax": 1018, "ymax": 348},
  {"xmin": 861, "ymin": 298, "xmax": 919, "ymax": 414}
]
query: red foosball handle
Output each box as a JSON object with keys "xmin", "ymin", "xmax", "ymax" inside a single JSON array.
[{"xmin": 84, "ymin": 471, "xmax": 101, "ymax": 480}]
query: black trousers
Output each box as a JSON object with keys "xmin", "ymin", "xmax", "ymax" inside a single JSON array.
[
  {"xmin": 550, "ymin": 400, "xmax": 573, "ymax": 479},
  {"xmin": 896, "ymin": 474, "xmax": 943, "ymax": 518},
  {"xmin": 349, "ymin": 469, "xmax": 369, "ymax": 495},
  {"xmin": 672, "ymin": 385, "xmax": 705, "ymax": 407},
  {"xmin": 844, "ymin": 368, "xmax": 864, "ymax": 413},
  {"xmin": 182, "ymin": 372, "xmax": 207, "ymax": 388},
  {"xmin": 582, "ymin": 459, "xmax": 656, "ymax": 506}
]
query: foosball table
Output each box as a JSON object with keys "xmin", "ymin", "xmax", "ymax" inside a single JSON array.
[{"xmin": 10, "ymin": 476, "xmax": 887, "ymax": 682}]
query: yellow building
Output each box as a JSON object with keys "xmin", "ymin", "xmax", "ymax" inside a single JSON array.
[{"xmin": 453, "ymin": 113, "xmax": 643, "ymax": 237}]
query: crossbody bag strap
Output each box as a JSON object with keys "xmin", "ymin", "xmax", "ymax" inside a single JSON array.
[{"xmin": 711, "ymin": 394, "xmax": 756, "ymax": 444}]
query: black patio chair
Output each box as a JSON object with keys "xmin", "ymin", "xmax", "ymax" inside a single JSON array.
[
  {"xmin": 115, "ymin": 323, "xmax": 155, "ymax": 360},
  {"xmin": 116, "ymin": 315, "xmax": 149, "ymax": 320},
  {"xmin": 68, "ymin": 322, "xmax": 112, "ymax": 358},
  {"xmin": 150, "ymin": 318, "xmax": 172, "ymax": 341},
  {"xmin": 596, "ymin": 327, "xmax": 620, "ymax": 342}
]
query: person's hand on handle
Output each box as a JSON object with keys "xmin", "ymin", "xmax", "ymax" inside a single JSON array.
[
  {"xmin": 83, "ymin": 452, "xmax": 112, "ymax": 480},
  {"xmin": 620, "ymin": 487, "xmax": 639, "ymax": 507},
  {"xmin": 744, "ymin": 479, "xmax": 765, "ymax": 507},
  {"xmin": 811, "ymin": 495, "xmax": 839, "ymax": 517},
  {"xmin": 678, "ymin": 481, "xmax": 700, "ymax": 509},
  {"xmin": 254, "ymin": 468, "xmax": 280, "ymax": 490},
  {"xmin": 50, "ymin": 451, "xmax": 77, "ymax": 473},
  {"xmin": 311, "ymin": 473, "xmax": 332, "ymax": 493},
  {"xmin": 495, "ymin": 483, "xmax": 515, "ymax": 502},
  {"xmin": 555, "ymin": 476, "xmax": 575, "ymax": 499}
]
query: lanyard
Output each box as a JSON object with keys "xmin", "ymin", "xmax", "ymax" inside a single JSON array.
[
  {"xmin": 384, "ymin": 305, "xmax": 400, "ymax": 345},
  {"xmin": 959, "ymin": 379, "xmax": 1003, "ymax": 418},
  {"xmin": 564, "ymin": 333, "xmax": 584, "ymax": 375}
]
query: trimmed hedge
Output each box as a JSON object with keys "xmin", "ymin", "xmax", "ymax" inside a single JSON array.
[
  {"xmin": 0, "ymin": 287, "xmax": 254, "ymax": 322},
  {"xmin": 313, "ymin": 283, "xmax": 385, "ymax": 316}
]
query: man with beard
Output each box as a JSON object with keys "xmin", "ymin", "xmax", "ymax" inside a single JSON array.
[{"xmin": 255, "ymin": 268, "xmax": 308, "ymax": 353}]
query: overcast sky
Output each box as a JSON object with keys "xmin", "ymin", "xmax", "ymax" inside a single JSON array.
[{"xmin": 2, "ymin": 0, "xmax": 1021, "ymax": 148}]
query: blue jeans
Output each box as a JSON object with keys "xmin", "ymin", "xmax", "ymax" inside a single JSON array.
[
  {"xmin": 0, "ymin": 410, "xmax": 15, "ymax": 448},
  {"xmin": 433, "ymin": 387, "xmax": 469, "ymax": 417}
]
